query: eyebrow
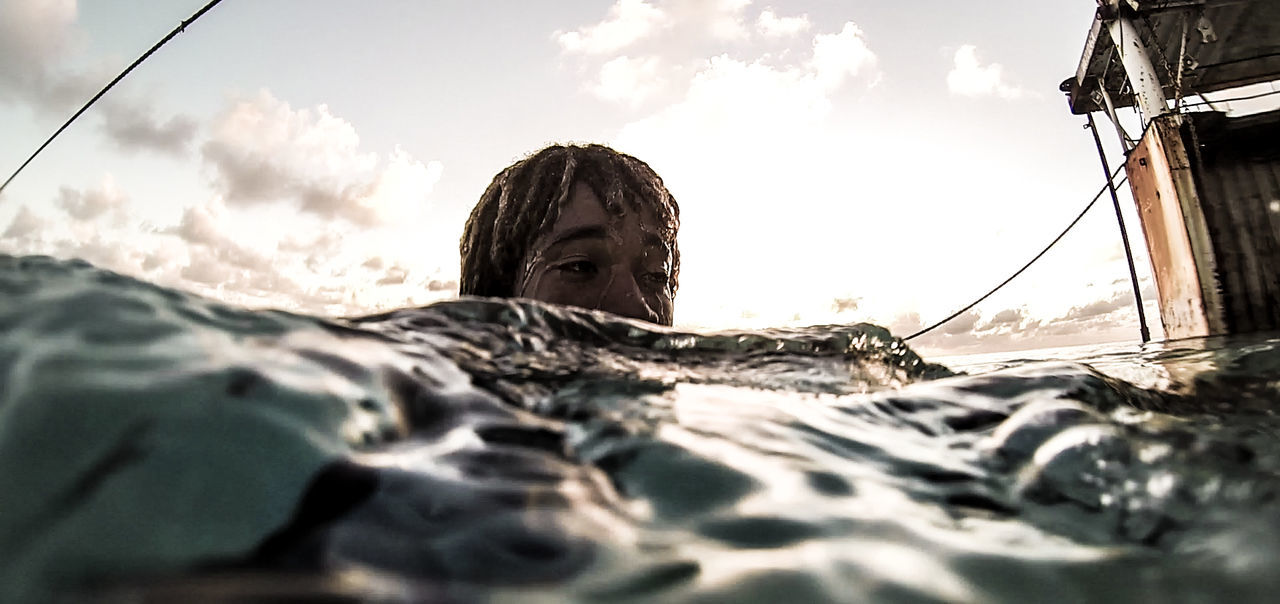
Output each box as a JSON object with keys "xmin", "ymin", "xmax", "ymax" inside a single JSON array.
[
  {"xmin": 543, "ymin": 224, "xmax": 671, "ymax": 253},
  {"xmin": 545, "ymin": 225, "xmax": 611, "ymax": 249}
]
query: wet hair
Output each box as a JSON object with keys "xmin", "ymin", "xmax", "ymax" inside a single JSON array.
[{"xmin": 459, "ymin": 143, "xmax": 681, "ymax": 298}]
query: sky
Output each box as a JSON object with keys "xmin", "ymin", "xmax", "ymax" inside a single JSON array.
[{"xmin": 3, "ymin": 0, "xmax": 1262, "ymax": 357}]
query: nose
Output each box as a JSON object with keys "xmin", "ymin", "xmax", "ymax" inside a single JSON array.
[{"xmin": 597, "ymin": 269, "xmax": 658, "ymax": 323}]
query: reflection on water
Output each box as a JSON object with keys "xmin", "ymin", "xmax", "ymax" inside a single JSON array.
[
  {"xmin": 2, "ymin": 254, "xmax": 1280, "ymax": 603},
  {"xmin": 941, "ymin": 334, "xmax": 1280, "ymax": 410}
]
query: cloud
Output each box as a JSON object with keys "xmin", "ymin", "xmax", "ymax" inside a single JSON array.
[
  {"xmin": 556, "ymin": 0, "xmax": 668, "ymax": 54},
  {"xmin": 55, "ymin": 176, "xmax": 127, "ymax": 222},
  {"xmin": 591, "ymin": 55, "xmax": 665, "ymax": 106},
  {"xmin": 201, "ymin": 90, "xmax": 444, "ymax": 226},
  {"xmin": 1058, "ymin": 291, "xmax": 1132, "ymax": 322},
  {"xmin": 159, "ymin": 197, "xmax": 452, "ymax": 315},
  {"xmin": 426, "ymin": 279, "xmax": 457, "ymax": 292},
  {"xmin": 684, "ymin": 0, "xmax": 753, "ymax": 41},
  {"xmin": 888, "ymin": 312, "xmax": 924, "ymax": 339},
  {"xmin": 756, "ymin": 8, "xmax": 810, "ymax": 38},
  {"xmin": 980, "ymin": 307, "xmax": 1025, "ymax": 330},
  {"xmin": 831, "ymin": 296, "xmax": 860, "ymax": 314},
  {"xmin": 939, "ymin": 308, "xmax": 982, "ymax": 336},
  {"xmin": 179, "ymin": 255, "xmax": 235, "ymax": 287},
  {"xmin": 616, "ymin": 21, "xmax": 877, "ymax": 149},
  {"xmin": 810, "ymin": 22, "xmax": 877, "ymax": 90},
  {"xmin": 0, "ymin": 180, "xmax": 386, "ymax": 317},
  {"xmin": 169, "ymin": 199, "xmax": 274, "ymax": 272},
  {"xmin": 561, "ymin": 1, "xmax": 846, "ymax": 115},
  {"xmin": 161, "ymin": 200, "xmax": 317, "ymax": 308},
  {"xmin": 1, "ymin": 177, "xmax": 139, "ymax": 270},
  {"xmin": 369, "ymin": 267, "xmax": 456, "ymax": 294},
  {"xmin": 99, "ymin": 100, "xmax": 198, "ymax": 155},
  {"xmin": 376, "ymin": 265, "xmax": 409, "ymax": 286},
  {"xmin": 598, "ymin": 20, "xmax": 880, "ymax": 330},
  {"xmin": 946, "ymin": 45, "xmax": 1029, "ymax": 100},
  {"xmin": 889, "ymin": 288, "xmax": 1150, "ymax": 357},
  {"xmin": 557, "ymin": 0, "xmax": 762, "ymax": 60},
  {"xmin": 1, "ymin": 178, "xmax": 168, "ymax": 281},
  {"xmin": 2, "ymin": 206, "xmax": 46, "ymax": 240},
  {"xmin": 0, "ymin": 0, "xmax": 76, "ymax": 74},
  {"xmin": 0, "ymin": 0, "xmax": 97, "ymax": 112},
  {"xmin": 620, "ymin": 54, "xmax": 810, "ymax": 152},
  {"xmin": 0, "ymin": 0, "xmax": 200, "ymax": 185}
]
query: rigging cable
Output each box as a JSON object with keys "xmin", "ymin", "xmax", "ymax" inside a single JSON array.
[
  {"xmin": 0, "ymin": 0, "xmax": 227, "ymax": 197},
  {"xmin": 1179, "ymin": 86, "xmax": 1280, "ymax": 109},
  {"xmin": 904, "ymin": 164, "xmax": 1127, "ymax": 342}
]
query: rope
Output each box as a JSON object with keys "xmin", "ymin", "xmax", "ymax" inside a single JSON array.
[
  {"xmin": 0, "ymin": 0, "xmax": 227, "ymax": 197},
  {"xmin": 904, "ymin": 166, "xmax": 1127, "ymax": 342}
]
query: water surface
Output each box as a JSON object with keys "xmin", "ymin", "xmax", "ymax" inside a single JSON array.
[{"xmin": 2, "ymin": 254, "xmax": 1278, "ymax": 603}]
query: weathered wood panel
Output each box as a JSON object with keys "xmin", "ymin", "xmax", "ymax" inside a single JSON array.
[{"xmin": 1185, "ymin": 109, "xmax": 1280, "ymax": 332}]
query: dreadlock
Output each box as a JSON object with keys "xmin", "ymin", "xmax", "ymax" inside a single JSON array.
[{"xmin": 459, "ymin": 143, "xmax": 681, "ymax": 298}]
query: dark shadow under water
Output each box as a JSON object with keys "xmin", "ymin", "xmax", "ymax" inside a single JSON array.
[{"xmin": 2, "ymin": 254, "xmax": 1280, "ymax": 603}]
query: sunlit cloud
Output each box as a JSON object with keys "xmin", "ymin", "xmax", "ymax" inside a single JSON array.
[
  {"xmin": 946, "ymin": 44, "xmax": 1030, "ymax": 100},
  {"xmin": 170, "ymin": 198, "xmax": 272, "ymax": 272},
  {"xmin": 616, "ymin": 21, "xmax": 877, "ymax": 145},
  {"xmin": 558, "ymin": 0, "xmax": 765, "ymax": 61},
  {"xmin": 201, "ymin": 90, "xmax": 444, "ymax": 227},
  {"xmin": 894, "ymin": 289, "xmax": 1153, "ymax": 356},
  {"xmin": 591, "ymin": 55, "xmax": 665, "ymax": 106},
  {"xmin": 0, "ymin": 87, "xmax": 458, "ymax": 318},
  {"xmin": 152, "ymin": 192, "xmax": 458, "ymax": 316},
  {"xmin": 810, "ymin": 22, "xmax": 877, "ymax": 90},
  {"xmin": 555, "ymin": 0, "xmax": 668, "ymax": 55},
  {"xmin": 688, "ymin": 0, "xmax": 753, "ymax": 41},
  {"xmin": 558, "ymin": 7, "xmax": 1123, "ymax": 345},
  {"xmin": 623, "ymin": 54, "xmax": 823, "ymax": 138},
  {"xmin": 756, "ymin": 8, "xmax": 810, "ymax": 38},
  {"xmin": 606, "ymin": 20, "xmax": 882, "ymax": 331}
]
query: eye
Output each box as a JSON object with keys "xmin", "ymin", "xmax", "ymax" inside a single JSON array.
[
  {"xmin": 556, "ymin": 260, "xmax": 598, "ymax": 279},
  {"xmin": 640, "ymin": 271, "xmax": 670, "ymax": 290}
]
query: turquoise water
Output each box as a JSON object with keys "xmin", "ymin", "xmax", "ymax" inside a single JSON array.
[{"xmin": 3, "ymin": 254, "xmax": 1280, "ymax": 603}]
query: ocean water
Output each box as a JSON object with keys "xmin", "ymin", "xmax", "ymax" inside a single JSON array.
[{"xmin": 3, "ymin": 254, "xmax": 1280, "ymax": 603}]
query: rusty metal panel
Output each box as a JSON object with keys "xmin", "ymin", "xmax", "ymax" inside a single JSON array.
[
  {"xmin": 1185, "ymin": 109, "xmax": 1280, "ymax": 332},
  {"xmin": 1125, "ymin": 119, "xmax": 1215, "ymax": 338}
]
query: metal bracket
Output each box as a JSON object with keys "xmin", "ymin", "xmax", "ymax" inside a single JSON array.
[
  {"xmin": 1195, "ymin": 14, "xmax": 1218, "ymax": 43},
  {"xmin": 1095, "ymin": 81, "xmax": 1135, "ymax": 152}
]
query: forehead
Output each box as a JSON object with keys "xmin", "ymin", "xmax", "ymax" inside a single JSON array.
[
  {"xmin": 551, "ymin": 183, "xmax": 613, "ymax": 231},
  {"xmin": 547, "ymin": 183, "xmax": 664, "ymax": 238}
]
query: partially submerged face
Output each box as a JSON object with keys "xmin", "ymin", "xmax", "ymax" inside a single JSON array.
[{"xmin": 514, "ymin": 183, "xmax": 675, "ymax": 325}]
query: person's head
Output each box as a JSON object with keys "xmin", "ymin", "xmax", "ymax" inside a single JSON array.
[{"xmin": 459, "ymin": 144, "xmax": 680, "ymax": 325}]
